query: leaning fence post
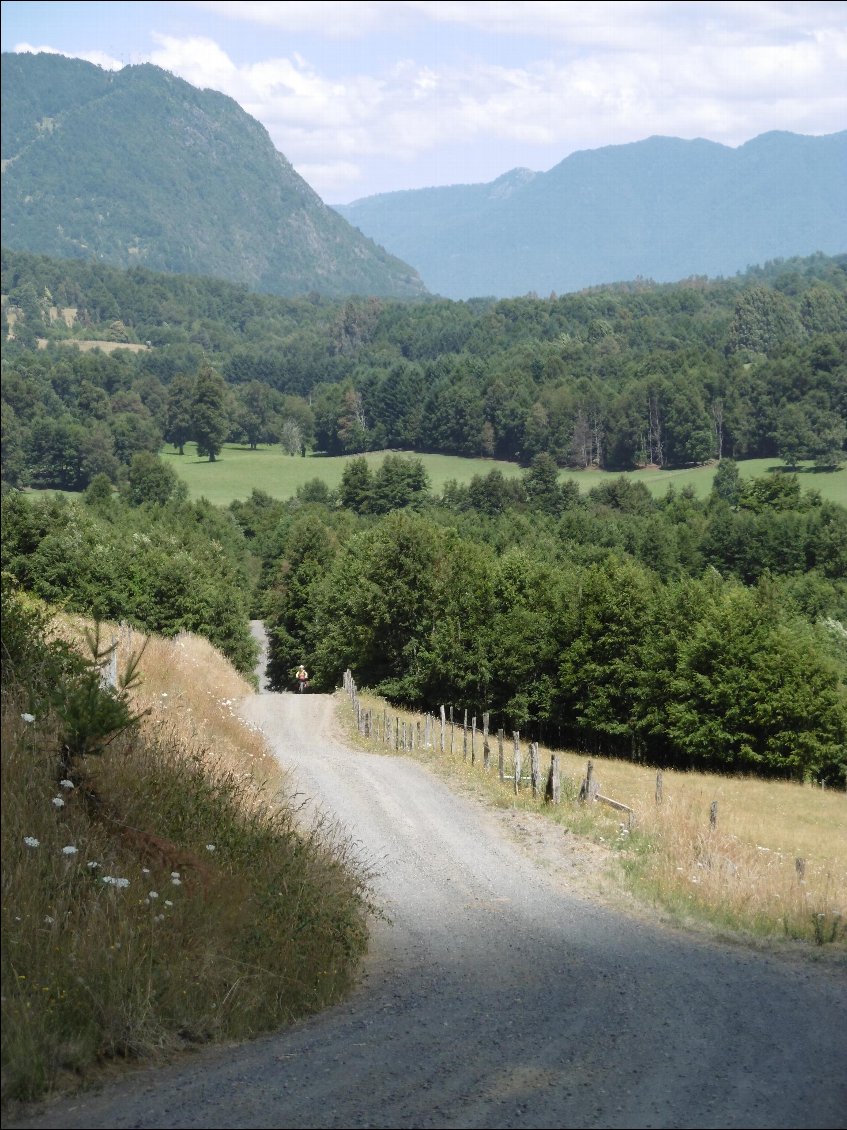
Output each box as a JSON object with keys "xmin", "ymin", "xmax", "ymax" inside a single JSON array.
[
  {"xmin": 579, "ymin": 759, "xmax": 598, "ymax": 803},
  {"xmin": 513, "ymin": 732, "xmax": 521, "ymax": 794},
  {"xmin": 498, "ymin": 729, "xmax": 505, "ymax": 782}
]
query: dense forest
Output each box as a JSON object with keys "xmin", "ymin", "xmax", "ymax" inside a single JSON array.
[
  {"xmin": 2, "ymin": 248, "xmax": 845, "ymax": 492},
  {"xmin": 2, "ymin": 249, "xmax": 845, "ymax": 786}
]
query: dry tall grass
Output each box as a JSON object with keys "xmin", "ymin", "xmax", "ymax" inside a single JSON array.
[
  {"xmin": 2, "ymin": 612, "xmax": 373, "ymax": 1107},
  {"xmin": 343, "ymin": 690, "xmax": 846, "ymax": 950}
]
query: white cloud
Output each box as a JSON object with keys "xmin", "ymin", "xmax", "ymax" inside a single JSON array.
[
  {"xmin": 11, "ymin": 2, "xmax": 845, "ymax": 199},
  {"xmin": 149, "ymin": 34, "xmax": 238, "ymax": 89},
  {"xmin": 12, "ymin": 42, "xmax": 124, "ymax": 70},
  {"xmin": 180, "ymin": 1, "xmax": 400, "ymax": 36},
  {"xmin": 141, "ymin": 19, "xmax": 847, "ymax": 198}
]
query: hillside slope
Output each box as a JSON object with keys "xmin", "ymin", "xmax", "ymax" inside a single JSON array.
[
  {"xmin": 1, "ymin": 53, "xmax": 426, "ymax": 300},
  {"xmin": 337, "ymin": 131, "xmax": 847, "ymax": 298}
]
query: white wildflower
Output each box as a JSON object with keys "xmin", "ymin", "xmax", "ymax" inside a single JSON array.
[
  {"xmin": 102, "ymin": 876, "xmax": 130, "ymax": 889},
  {"xmin": 59, "ymin": 779, "xmax": 75, "ymax": 790},
  {"xmin": 205, "ymin": 844, "xmax": 216, "ymax": 852},
  {"xmin": 23, "ymin": 836, "xmax": 40, "ymax": 848},
  {"xmin": 51, "ymin": 796, "xmax": 65, "ymax": 808},
  {"xmin": 44, "ymin": 915, "xmax": 54, "ymax": 924},
  {"xmin": 164, "ymin": 900, "xmax": 173, "ymax": 907},
  {"xmin": 62, "ymin": 845, "xmax": 78, "ymax": 856},
  {"xmin": 21, "ymin": 713, "xmax": 35, "ymax": 723},
  {"xmin": 87, "ymin": 861, "xmax": 101, "ymax": 869},
  {"xmin": 148, "ymin": 891, "xmax": 159, "ymax": 900}
]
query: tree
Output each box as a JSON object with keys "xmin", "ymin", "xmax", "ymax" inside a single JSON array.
[
  {"xmin": 191, "ymin": 366, "xmax": 229, "ymax": 462},
  {"xmin": 711, "ymin": 458, "xmax": 742, "ymax": 508},
  {"xmin": 165, "ymin": 374, "xmax": 195, "ymax": 455},
  {"xmin": 775, "ymin": 403, "xmax": 814, "ymax": 467},
  {"xmin": 125, "ymin": 451, "xmax": 186, "ymax": 506},
  {"xmin": 235, "ymin": 380, "xmax": 274, "ymax": 450},
  {"xmin": 279, "ymin": 418, "xmax": 304, "ymax": 456},
  {"xmin": 371, "ymin": 455, "xmax": 430, "ymax": 514},
  {"xmin": 339, "ymin": 457, "xmax": 374, "ymax": 514},
  {"xmin": 524, "ymin": 453, "xmax": 562, "ymax": 515}
]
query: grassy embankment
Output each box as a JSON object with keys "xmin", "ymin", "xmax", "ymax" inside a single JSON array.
[
  {"xmin": 163, "ymin": 444, "xmax": 847, "ymax": 508},
  {"xmin": 1, "ymin": 597, "xmax": 374, "ymax": 1107},
  {"xmin": 340, "ymin": 686, "xmax": 846, "ymax": 954}
]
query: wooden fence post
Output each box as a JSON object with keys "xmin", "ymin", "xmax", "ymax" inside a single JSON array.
[
  {"xmin": 530, "ymin": 742, "xmax": 540, "ymax": 798},
  {"xmin": 440, "ymin": 706, "xmax": 446, "ymax": 753},
  {"xmin": 498, "ymin": 729, "xmax": 505, "ymax": 782},
  {"xmin": 463, "ymin": 709, "xmax": 468, "ymax": 760},
  {"xmin": 483, "ymin": 712, "xmax": 490, "ymax": 771},
  {"xmin": 710, "ymin": 800, "xmax": 718, "ymax": 830},
  {"xmin": 655, "ymin": 770, "xmax": 663, "ymax": 805},
  {"xmin": 471, "ymin": 716, "xmax": 477, "ymax": 765},
  {"xmin": 513, "ymin": 732, "xmax": 521, "ymax": 794},
  {"xmin": 545, "ymin": 754, "xmax": 561, "ymax": 804},
  {"xmin": 579, "ymin": 759, "xmax": 598, "ymax": 803},
  {"xmin": 450, "ymin": 706, "xmax": 455, "ymax": 755}
]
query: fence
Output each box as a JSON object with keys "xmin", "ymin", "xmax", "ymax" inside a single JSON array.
[{"xmin": 342, "ymin": 669, "xmax": 642, "ymax": 826}]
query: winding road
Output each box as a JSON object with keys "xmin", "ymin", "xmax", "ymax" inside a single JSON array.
[{"xmin": 9, "ymin": 632, "xmax": 847, "ymax": 1129}]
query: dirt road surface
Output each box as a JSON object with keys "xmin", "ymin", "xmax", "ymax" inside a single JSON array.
[{"xmin": 8, "ymin": 647, "xmax": 847, "ymax": 1129}]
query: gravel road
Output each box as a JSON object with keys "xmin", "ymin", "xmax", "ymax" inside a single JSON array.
[{"xmin": 8, "ymin": 633, "xmax": 847, "ymax": 1130}]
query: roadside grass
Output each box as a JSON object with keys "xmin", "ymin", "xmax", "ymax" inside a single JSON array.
[
  {"xmin": 1, "ymin": 606, "xmax": 374, "ymax": 1108},
  {"xmin": 338, "ymin": 688, "xmax": 846, "ymax": 954},
  {"xmin": 162, "ymin": 444, "xmax": 847, "ymax": 507}
]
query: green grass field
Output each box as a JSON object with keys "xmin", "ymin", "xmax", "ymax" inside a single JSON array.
[{"xmin": 164, "ymin": 444, "xmax": 847, "ymax": 508}]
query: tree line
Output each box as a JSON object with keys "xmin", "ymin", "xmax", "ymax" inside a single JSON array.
[
  {"xmin": 230, "ymin": 453, "xmax": 846, "ymax": 786},
  {"xmin": 2, "ymin": 249, "xmax": 845, "ymax": 492},
  {"xmin": 2, "ymin": 444, "xmax": 845, "ymax": 784}
]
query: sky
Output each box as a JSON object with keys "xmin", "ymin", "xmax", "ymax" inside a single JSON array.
[{"xmin": 2, "ymin": 1, "xmax": 845, "ymax": 203}]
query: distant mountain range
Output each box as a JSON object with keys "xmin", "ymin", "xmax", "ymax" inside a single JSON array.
[
  {"xmin": 1, "ymin": 52, "xmax": 426, "ymax": 300},
  {"xmin": 336, "ymin": 131, "xmax": 847, "ymax": 299},
  {"xmin": 3, "ymin": 52, "xmax": 844, "ymax": 304}
]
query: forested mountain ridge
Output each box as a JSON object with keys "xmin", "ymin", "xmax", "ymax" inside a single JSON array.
[
  {"xmin": 0, "ymin": 52, "xmax": 426, "ymax": 300},
  {"xmin": 336, "ymin": 131, "xmax": 847, "ymax": 299}
]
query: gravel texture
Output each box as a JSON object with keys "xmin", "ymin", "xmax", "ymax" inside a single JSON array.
[{"xmin": 7, "ymin": 629, "xmax": 847, "ymax": 1130}]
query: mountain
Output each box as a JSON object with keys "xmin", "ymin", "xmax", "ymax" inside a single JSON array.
[
  {"xmin": 336, "ymin": 132, "xmax": 847, "ymax": 299},
  {"xmin": 0, "ymin": 52, "xmax": 426, "ymax": 300}
]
